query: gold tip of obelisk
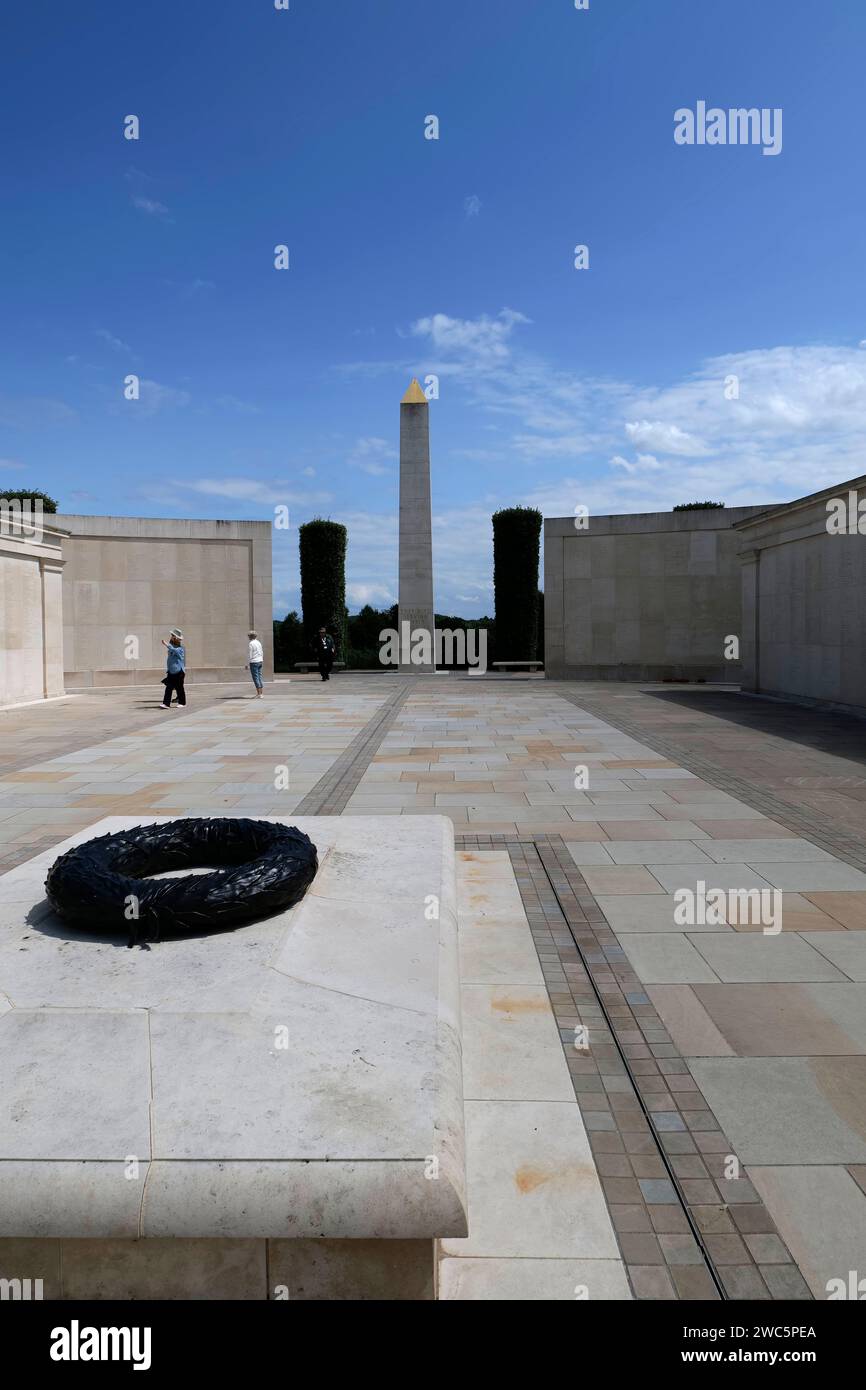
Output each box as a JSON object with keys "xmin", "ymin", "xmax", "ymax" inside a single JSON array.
[{"xmin": 401, "ymin": 378, "xmax": 428, "ymax": 404}]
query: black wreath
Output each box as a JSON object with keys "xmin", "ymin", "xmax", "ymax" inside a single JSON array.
[{"xmin": 44, "ymin": 818, "xmax": 318, "ymax": 947}]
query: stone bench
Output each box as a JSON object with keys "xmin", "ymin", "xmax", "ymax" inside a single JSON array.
[
  {"xmin": 491, "ymin": 661, "xmax": 544, "ymax": 672},
  {"xmin": 293, "ymin": 661, "xmax": 347, "ymax": 672},
  {"xmin": 0, "ymin": 815, "xmax": 466, "ymax": 1300}
]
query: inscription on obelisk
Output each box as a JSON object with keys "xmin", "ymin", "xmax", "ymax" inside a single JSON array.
[{"xmin": 397, "ymin": 379, "xmax": 435, "ymax": 672}]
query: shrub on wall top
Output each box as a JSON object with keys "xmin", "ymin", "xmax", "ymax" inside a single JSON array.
[
  {"xmin": 0, "ymin": 488, "xmax": 58, "ymax": 512},
  {"xmin": 673, "ymin": 501, "xmax": 725, "ymax": 510},
  {"xmin": 492, "ymin": 506, "xmax": 542, "ymax": 661},
  {"xmin": 299, "ymin": 519, "xmax": 348, "ymax": 656}
]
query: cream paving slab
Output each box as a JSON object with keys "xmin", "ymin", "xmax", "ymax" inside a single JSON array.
[
  {"xmin": 459, "ymin": 926, "xmax": 545, "ymax": 986},
  {"xmin": 659, "ymin": 804, "xmax": 766, "ymax": 821},
  {"xmin": 564, "ymin": 843, "xmax": 616, "ymax": 867},
  {"xmin": 749, "ymin": 863, "xmax": 866, "ymax": 892},
  {"xmin": 601, "ymin": 840, "xmax": 714, "ymax": 864},
  {"xmin": 701, "ymin": 839, "xmax": 836, "ymax": 863},
  {"xmin": 646, "ymin": 985, "xmax": 735, "ymax": 1057},
  {"xmin": 691, "ymin": 983, "xmax": 866, "ymax": 1055},
  {"xmin": 598, "ymin": 820, "xmax": 710, "ymax": 839},
  {"xmin": 690, "ymin": 933, "xmax": 849, "ymax": 983},
  {"xmin": 689, "ymin": 1057, "xmax": 866, "ymax": 1164},
  {"xmin": 580, "ymin": 866, "xmax": 666, "ymax": 895},
  {"xmin": 440, "ymin": 1100, "xmax": 621, "ymax": 1261},
  {"xmin": 445, "ymin": 848, "xmax": 627, "ymax": 1297},
  {"xmin": 438, "ymin": 1255, "xmax": 631, "ymax": 1301},
  {"xmin": 596, "ymin": 896, "xmax": 732, "ymax": 934},
  {"xmin": 747, "ymin": 1166, "xmax": 866, "ymax": 1299},
  {"xmin": 801, "ymin": 932, "xmax": 866, "ymax": 981},
  {"xmin": 618, "ymin": 934, "xmax": 722, "ymax": 984},
  {"xmin": 461, "ymin": 984, "xmax": 575, "ymax": 1102},
  {"xmin": 649, "ymin": 864, "xmax": 775, "ymax": 894}
]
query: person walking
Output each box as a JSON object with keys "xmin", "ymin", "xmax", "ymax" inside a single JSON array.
[
  {"xmin": 160, "ymin": 629, "xmax": 186, "ymax": 708},
  {"xmin": 314, "ymin": 626, "xmax": 336, "ymax": 681},
  {"xmin": 247, "ymin": 630, "xmax": 264, "ymax": 698}
]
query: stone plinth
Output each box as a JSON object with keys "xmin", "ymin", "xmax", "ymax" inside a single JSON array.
[{"xmin": 0, "ymin": 815, "xmax": 465, "ymax": 1299}]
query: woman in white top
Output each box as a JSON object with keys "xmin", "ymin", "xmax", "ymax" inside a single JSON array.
[{"xmin": 247, "ymin": 630, "xmax": 265, "ymax": 698}]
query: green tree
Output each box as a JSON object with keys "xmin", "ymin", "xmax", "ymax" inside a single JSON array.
[
  {"xmin": 273, "ymin": 610, "xmax": 305, "ymax": 672},
  {"xmin": 492, "ymin": 506, "xmax": 542, "ymax": 660},
  {"xmin": 299, "ymin": 519, "xmax": 348, "ymax": 657}
]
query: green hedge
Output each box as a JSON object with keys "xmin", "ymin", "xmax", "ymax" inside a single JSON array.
[
  {"xmin": 492, "ymin": 506, "xmax": 542, "ymax": 660},
  {"xmin": 299, "ymin": 519, "xmax": 348, "ymax": 656},
  {"xmin": 0, "ymin": 488, "xmax": 58, "ymax": 512}
]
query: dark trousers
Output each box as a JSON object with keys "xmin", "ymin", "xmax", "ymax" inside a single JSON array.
[
  {"xmin": 163, "ymin": 671, "xmax": 186, "ymax": 706},
  {"xmin": 318, "ymin": 655, "xmax": 334, "ymax": 681}
]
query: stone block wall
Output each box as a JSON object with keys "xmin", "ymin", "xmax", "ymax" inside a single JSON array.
[
  {"xmin": 544, "ymin": 506, "xmax": 770, "ymax": 681},
  {"xmin": 0, "ymin": 526, "xmax": 65, "ymax": 706},
  {"xmin": 735, "ymin": 477, "xmax": 866, "ymax": 711},
  {"xmin": 56, "ymin": 515, "xmax": 273, "ymax": 687}
]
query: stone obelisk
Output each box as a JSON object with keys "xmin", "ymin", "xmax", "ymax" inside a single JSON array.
[{"xmin": 398, "ymin": 378, "xmax": 435, "ymax": 672}]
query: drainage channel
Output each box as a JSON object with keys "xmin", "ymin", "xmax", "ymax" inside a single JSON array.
[
  {"xmin": 293, "ymin": 677, "xmax": 417, "ymax": 816},
  {"xmin": 526, "ymin": 838, "xmax": 728, "ymax": 1301}
]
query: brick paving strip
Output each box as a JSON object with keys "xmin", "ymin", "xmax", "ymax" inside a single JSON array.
[
  {"xmin": 553, "ymin": 685, "xmax": 866, "ymax": 874},
  {"xmin": 455, "ymin": 830, "xmax": 813, "ymax": 1302},
  {"xmin": 293, "ymin": 678, "xmax": 418, "ymax": 815}
]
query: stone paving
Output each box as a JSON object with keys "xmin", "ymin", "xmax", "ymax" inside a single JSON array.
[{"xmin": 2, "ymin": 674, "xmax": 866, "ymax": 1299}]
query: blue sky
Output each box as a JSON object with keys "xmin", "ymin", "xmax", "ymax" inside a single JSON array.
[{"xmin": 2, "ymin": 0, "xmax": 865, "ymax": 617}]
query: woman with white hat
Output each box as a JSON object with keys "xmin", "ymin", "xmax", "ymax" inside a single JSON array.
[
  {"xmin": 247, "ymin": 630, "xmax": 264, "ymax": 698},
  {"xmin": 160, "ymin": 628, "xmax": 186, "ymax": 708}
]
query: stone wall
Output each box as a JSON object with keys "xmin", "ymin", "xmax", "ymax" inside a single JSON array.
[
  {"xmin": 0, "ymin": 524, "xmax": 65, "ymax": 706},
  {"xmin": 735, "ymin": 476, "xmax": 866, "ymax": 712},
  {"xmin": 56, "ymin": 515, "xmax": 273, "ymax": 687},
  {"xmin": 544, "ymin": 506, "xmax": 770, "ymax": 681}
]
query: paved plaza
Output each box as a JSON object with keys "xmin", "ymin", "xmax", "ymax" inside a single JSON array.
[{"xmin": 2, "ymin": 674, "xmax": 866, "ymax": 1300}]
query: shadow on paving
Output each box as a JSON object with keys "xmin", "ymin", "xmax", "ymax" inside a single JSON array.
[{"xmin": 638, "ymin": 689, "xmax": 866, "ymax": 772}]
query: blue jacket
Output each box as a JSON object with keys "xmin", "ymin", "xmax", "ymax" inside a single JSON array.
[{"xmin": 166, "ymin": 643, "xmax": 185, "ymax": 674}]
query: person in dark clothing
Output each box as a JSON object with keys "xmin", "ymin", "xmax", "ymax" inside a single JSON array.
[
  {"xmin": 314, "ymin": 626, "xmax": 336, "ymax": 681},
  {"xmin": 160, "ymin": 629, "xmax": 187, "ymax": 707}
]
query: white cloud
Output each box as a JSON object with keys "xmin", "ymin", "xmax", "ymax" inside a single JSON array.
[
  {"xmin": 347, "ymin": 436, "xmax": 397, "ymax": 476},
  {"xmin": 0, "ymin": 395, "xmax": 77, "ymax": 428},
  {"xmin": 135, "ymin": 379, "xmax": 191, "ymax": 415},
  {"xmin": 176, "ymin": 478, "xmax": 333, "ymax": 507},
  {"xmin": 216, "ymin": 394, "xmax": 260, "ymax": 415},
  {"xmin": 332, "ymin": 314, "xmax": 866, "ymax": 605},
  {"xmin": 94, "ymin": 328, "xmax": 134, "ymax": 355},
  {"xmin": 347, "ymin": 582, "xmax": 394, "ymax": 606},
  {"xmin": 184, "ymin": 278, "xmax": 215, "ymax": 297},
  {"xmin": 410, "ymin": 309, "xmax": 531, "ymax": 371},
  {"xmin": 624, "ymin": 420, "xmax": 708, "ymax": 456},
  {"xmin": 131, "ymin": 195, "xmax": 172, "ymax": 221},
  {"xmin": 0, "ymin": 457, "xmax": 26, "ymax": 471},
  {"xmin": 464, "ymin": 195, "xmax": 482, "ymax": 218}
]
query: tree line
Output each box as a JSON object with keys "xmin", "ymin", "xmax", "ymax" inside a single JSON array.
[{"xmin": 274, "ymin": 508, "xmax": 544, "ymax": 671}]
